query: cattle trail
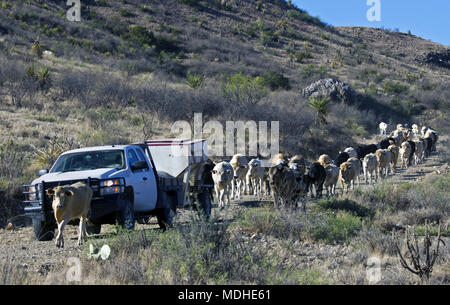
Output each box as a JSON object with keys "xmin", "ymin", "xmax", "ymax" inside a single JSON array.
[{"xmin": 0, "ymin": 135, "xmax": 447, "ymax": 278}]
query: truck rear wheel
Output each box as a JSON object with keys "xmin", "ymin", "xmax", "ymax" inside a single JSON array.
[
  {"xmin": 86, "ymin": 223, "xmax": 101, "ymax": 235},
  {"xmin": 33, "ymin": 219, "xmax": 55, "ymax": 241}
]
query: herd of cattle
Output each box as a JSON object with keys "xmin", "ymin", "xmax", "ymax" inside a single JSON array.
[{"xmin": 210, "ymin": 124, "xmax": 439, "ymax": 211}]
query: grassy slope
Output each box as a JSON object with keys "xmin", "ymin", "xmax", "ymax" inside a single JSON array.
[{"xmin": 0, "ymin": 0, "xmax": 449, "ymax": 222}]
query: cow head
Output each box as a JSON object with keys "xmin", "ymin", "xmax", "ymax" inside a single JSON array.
[
  {"xmin": 47, "ymin": 186, "xmax": 74, "ymax": 209},
  {"xmin": 212, "ymin": 164, "xmax": 232, "ymax": 183},
  {"xmin": 233, "ymin": 164, "xmax": 248, "ymax": 179}
]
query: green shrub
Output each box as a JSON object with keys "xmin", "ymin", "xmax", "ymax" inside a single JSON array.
[
  {"xmin": 119, "ymin": 8, "xmax": 134, "ymax": 17},
  {"xmin": 309, "ymin": 212, "xmax": 362, "ymax": 244},
  {"xmin": 122, "ymin": 25, "xmax": 155, "ymax": 47},
  {"xmin": 260, "ymin": 70, "xmax": 291, "ymax": 90},
  {"xmin": 383, "ymin": 80, "xmax": 408, "ymax": 95},
  {"xmin": 317, "ymin": 198, "xmax": 374, "ymax": 218},
  {"xmin": 221, "ymin": 73, "xmax": 267, "ymax": 105},
  {"xmin": 301, "ymin": 64, "xmax": 328, "ymax": 79}
]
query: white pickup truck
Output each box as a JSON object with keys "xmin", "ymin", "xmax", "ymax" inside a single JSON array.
[{"xmin": 23, "ymin": 139, "xmax": 213, "ymax": 241}]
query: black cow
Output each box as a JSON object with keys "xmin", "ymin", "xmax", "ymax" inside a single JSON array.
[
  {"xmin": 303, "ymin": 162, "xmax": 326, "ymax": 199},
  {"xmin": 335, "ymin": 152, "xmax": 350, "ymax": 168},
  {"xmin": 202, "ymin": 159, "xmax": 216, "ymax": 198},
  {"xmin": 356, "ymin": 144, "xmax": 378, "ymax": 160},
  {"xmin": 424, "ymin": 137, "xmax": 433, "ymax": 157},
  {"xmin": 377, "ymin": 137, "xmax": 395, "ymax": 149},
  {"xmin": 407, "ymin": 140, "xmax": 416, "ymax": 166}
]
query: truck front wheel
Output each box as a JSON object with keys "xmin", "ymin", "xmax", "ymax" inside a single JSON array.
[
  {"xmin": 197, "ymin": 189, "xmax": 212, "ymax": 219},
  {"xmin": 156, "ymin": 200, "xmax": 176, "ymax": 231},
  {"xmin": 118, "ymin": 197, "xmax": 135, "ymax": 230},
  {"xmin": 32, "ymin": 219, "xmax": 55, "ymax": 241}
]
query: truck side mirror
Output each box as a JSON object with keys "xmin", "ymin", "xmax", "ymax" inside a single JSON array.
[
  {"xmin": 38, "ymin": 169, "xmax": 49, "ymax": 176},
  {"xmin": 131, "ymin": 161, "xmax": 148, "ymax": 171}
]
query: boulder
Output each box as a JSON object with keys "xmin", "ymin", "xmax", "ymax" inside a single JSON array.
[
  {"xmin": 302, "ymin": 78, "xmax": 355, "ymax": 103},
  {"xmin": 419, "ymin": 50, "xmax": 450, "ymax": 69}
]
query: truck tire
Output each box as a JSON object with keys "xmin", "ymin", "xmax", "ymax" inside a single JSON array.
[
  {"xmin": 33, "ymin": 219, "xmax": 55, "ymax": 241},
  {"xmin": 156, "ymin": 201, "xmax": 176, "ymax": 231},
  {"xmin": 86, "ymin": 223, "xmax": 101, "ymax": 235},
  {"xmin": 118, "ymin": 198, "xmax": 135, "ymax": 230},
  {"xmin": 197, "ymin": 189, "xmax": 212, "ymax": 219},
  {"xmin": 137, "ymin": 216, "xmax": 150, "ymax": 225}
]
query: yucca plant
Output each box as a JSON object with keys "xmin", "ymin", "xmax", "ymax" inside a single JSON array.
[
  {"xmin": 308, "ymin": 96, "xmax": 330, "ymax": 125},
  {"xmin": 31, "ymin": 39, "xmax": 43, "ymax": 59},
  {"xmin": 186, "ymin": 72, "xmax": 203, "ymax": 89},
  {"xmin": 38, "ymin": 67, "xmax": 50, "ymax": 90}
]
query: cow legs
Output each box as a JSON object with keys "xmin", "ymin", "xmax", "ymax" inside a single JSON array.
[
  {"xmin": 55, "ymin": 216, "xmax": 70, "ymax": 248},
  {"xmin": 78, "ymin": 216, "xmax": 87, "ymax": 246},
  {"xmin": 231, "ymin": 180, "xmax": 236, "ymax": 199},
  {"xmin": 219, "ymin": 189, "xmax": 225, "ymax": 209}
]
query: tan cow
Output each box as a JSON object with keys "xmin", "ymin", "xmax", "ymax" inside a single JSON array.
[
  {"xmin": 271, "ymin": 153, "xmax": 287, "ymax": 166},
  {"xmin": 375, "ymin": 149, "xmax": 391, "ymax": 178},
  {"xmin": 399, "ymin": 142, "xmax": 412, "ymax": 169},
  {"xmin": 230, "ymin": 154, "xmax": 249, "ymax": 199},
  {"xmin": 318, "ymin": 154, "xmax": 332, "ymax": 167},
  {"xmin": 289, "ymin": 155, "xmax": 306, "ymax": 175},
  {"xmin": 47, "ymin": 182, "xmax": 93, "ymax": 248},
  {"xmin": 339, "ymin": 161, "xmax": 357, "ymax": 193},
  {"xmin": 388, "ymin": 144, "xmax": 399, "ymax": 174},
  {"xmin": 413, "ymin": 140, "xmax": 424, "ymax": 165}
]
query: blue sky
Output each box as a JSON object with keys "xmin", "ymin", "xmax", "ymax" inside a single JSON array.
[{"xmin": 292, "ymin": 0, "xmax": 450, "ymax": 46}]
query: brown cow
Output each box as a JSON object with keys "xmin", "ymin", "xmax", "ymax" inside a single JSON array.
[{"xmin": 47, "ymin": 182, "xmax": 93, "ymax": 248}]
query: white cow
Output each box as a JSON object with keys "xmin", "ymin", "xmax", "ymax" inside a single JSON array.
[
  {"xmin": 344, "ymin": 147, "xmax": 358, "ymax": 159},
  {"xmin": 411, "ymin": 124, "xmax": 420, "ymax": 139},
  {"xmin": 379, "ymin": 122, "xmax": 388, "ymax": 136},
  {"xmin": 246, "ymin": 159, "xmax": 266, "ymax": 197},
  {"xmin": 363, "ymin": 153, "xmax": 378, "ymax": 184},
  {"xmin": 211, "ymin": 162, "xmax": 234, "ymax": 209},
  {"xmin": 324, "ymin": 164, "xmax": 339, "ymax": 196}
]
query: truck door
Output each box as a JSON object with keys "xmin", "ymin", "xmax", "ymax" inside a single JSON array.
[{"xmin": 126, "ymin": 147, "xmax": 157, "ymax": 212}]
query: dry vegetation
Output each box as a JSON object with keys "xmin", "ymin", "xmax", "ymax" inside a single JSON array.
[{"xmin": 0, "ymin": 0, "xmax": 449, "ymax": 285}]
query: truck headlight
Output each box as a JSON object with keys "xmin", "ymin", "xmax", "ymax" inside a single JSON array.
[
  {"xmin": 100, "ymin": 179, "xmax": 125, "ymax": 196},
  {"xmin": 28, "ymin": 186, "xmax": 37, "ymax": 201}
]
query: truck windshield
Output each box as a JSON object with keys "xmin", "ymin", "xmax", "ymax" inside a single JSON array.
[{"xmin": 50, "ymin": 150, "xmax": 126, "ymax": 173}]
